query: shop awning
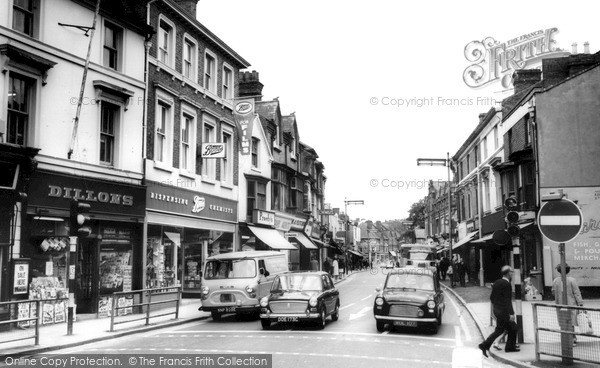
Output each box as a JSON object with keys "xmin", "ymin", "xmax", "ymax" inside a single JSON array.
[
  {"xmin": 471, "ymin": 223, "xmax": 534, "ymax": 244},
  {"xmin": 247, "ymin": 226, "xmax": 297, "ymax": 250},
  {"xmin": 389, "ymin": 250, "xmax": 398, "ymax": 257},
  {"xmin": 436, "ymin": 246, "xmax": 448, "ymax": 254},
  {"xmin": 349, "ymin": 250, "xmax": 364, "ymax": 257},
  {"xmin": 452, "ymin": 231, "xmax": 478, "ymax": 250},
  {"xmin": 164, "ymin": 232, "xmax": 181, "ymax": 247},
  {"xmin": 290, "ymin": 233, "xmax": 318, "ymax": 249},
  {"xmin": 312, "ymin": 238, "xmax": 329, "ymax": 248}
]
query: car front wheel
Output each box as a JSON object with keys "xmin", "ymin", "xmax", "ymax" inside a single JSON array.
[
  {"xmin": 376, "ymin": 320, "xmax": 385, "ymax": 332},
  {"xmin": 260, "ymin": 319, "xmax": 271, "ymax": 329},
  {"xmin": 316, "ymin": 309, "xmax": 326, "ymax": 329},
  {"xmin": 211, "ymin": 311, "xmax": 221, "ymax": 321},
  {"xmin": 331, "ymin": 303, "xmax": 340, "ymax": 322}
]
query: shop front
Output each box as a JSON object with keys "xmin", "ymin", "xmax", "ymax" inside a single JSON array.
[
  {"xmin": 145, "ymin": 181, "xmax": 237, "ymax": 297},
  {"xmin": 24, "ymin": 170, "xmax": 145, "ymax": 316}
]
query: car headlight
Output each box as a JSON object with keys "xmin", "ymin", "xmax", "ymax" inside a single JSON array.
[
  {"xmin": 427, "ymin": 300, "xmax": 436, "ymax": 309},
  {"xmin": 309, "ymin": 297, "xmax": 318, "ymax": 307},
  {"xmin": 260, "ymin": 297, "xmax": 269, "ymax": 307},
  {"xmin": 201, "ymin": 286, "xmax": 210, "ymax": 295},
  {"xmin": 375, "ymin": 297, "xmax": 384, "ymax": 306},
  {"xmin": 245, "ymin": 285, "xmax": 255, "ymax": 293}
]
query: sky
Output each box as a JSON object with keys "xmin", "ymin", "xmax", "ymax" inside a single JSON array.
[{"xmin": 196, "ymin": 0, "xmax": 600, "ymax": 221}]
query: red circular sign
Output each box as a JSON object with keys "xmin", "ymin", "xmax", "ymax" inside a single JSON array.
[{"xmin": 537, "ymin": 199, "xmax": 583, "ymax": 243}]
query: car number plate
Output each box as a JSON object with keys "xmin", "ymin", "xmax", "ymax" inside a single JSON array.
[
  {"xmin": 393, "ymin": 321, "xmax": 417, "ymax": 327},
  {"xmin": 277, "ymin": 316, "xmax": 299, "ymax": 322},
  {"xmin": 217, "ymin": 307, "xmax": 236, "ymax": 313}
]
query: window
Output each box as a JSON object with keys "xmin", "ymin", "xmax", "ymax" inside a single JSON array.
[
  {"xmin": 288, "ymin": 176, "xmax": 298, "ymax": 208},
  {"xmin": 247, "ymin": 180, "xmax": 267, "ymax": 220},
  {"xmin": 158, "ymin": 18, "xmax": 174, "ymax": 66},
  {"xmin": 251, "ymin": 137, "xmax": 259, "ymax": 168},
  {"xmin": 204, "ymin": 52, "xmax": 216, "ymax": 92},
  {"xmin": 6, "ymin": 74, "xmax": 32, "ymax": 146},
  {"xmin": 183, "ymin": 37, "xmax": 196, "ymax": 80},
  {"xmin": 474, "ymin": 145, "xmax": 479, "ymax": 166},
  {"xmin": 202, "ymin": 121, "xmax": 215, "ymax": 179},
  {"xmin": 180, "ymin": 114, "xmax": 193, "ymax": 171},
  {"xmin": 100, "ymin": 102, "xmax": 118, "ymax": 165},
  {"xmin": 221, "ymin": 129, "xmax": 233, "ymax": 184},
  {"xmin": 222, "ymin": 65, "xmax": 233, "ymax": 99},
  {"xmin": 493, "ymin": 125, "xmax": 499, "ymax": 149},
  {"xmin": 466, "ymin": 154, "xmax": 470, "ymax": 173},
  {"xmin": 13, "ymin": 0, "xmax": 34, "ymax": 36},
  {"xmin": 271, "ymin": 169, "xmax": 287, "ymax": 212},
  {"xmin": 482, "ymin": 137, "xmax": 488, "ymax": 159},
  {"xmin": 155, "ymin": 100, "xmax": 171, "ymax": 163},
  {"xmin": 103, "ymin": 22, "xmax": 122, "ymax": 70}
]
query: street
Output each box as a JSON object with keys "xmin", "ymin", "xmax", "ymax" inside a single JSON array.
[{"xmin": 39, "ymin": 272, "xmax": 510, "ymax": 368}]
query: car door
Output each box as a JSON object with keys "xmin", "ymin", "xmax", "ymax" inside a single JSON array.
[{"xmin": 320, "ymin": 275, "xmax": 332, "ymax": 314}]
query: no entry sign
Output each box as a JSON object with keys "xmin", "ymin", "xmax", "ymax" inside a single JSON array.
[{"xmin": 538, "ymin": 199, "xmax": 583, "ymax": 243}]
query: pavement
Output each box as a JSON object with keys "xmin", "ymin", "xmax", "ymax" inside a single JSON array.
[
  {"xmin": 441, "ymin": 279, "xmax": 600, "ymax": 368},
  {"xmin": 0, "ymin": 271, "xmax": 359, "ymax": 360}
]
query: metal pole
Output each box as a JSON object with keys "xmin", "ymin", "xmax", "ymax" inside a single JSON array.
[
  {"xmin": 447, "ymin": 152, "xmax": 454, "ymax": 288},
  {"xmin": 532, "ymin": 303, "xmax": 540, "ymax": 362},
  {"xmin": 513, "ymin": 236, "xmax": 524, "ymax": 343},
  {"xmin": 559, "ymin": 242, "xmax": 574, "ymax": 364},
  {"xmin": 67, "ymin": 235, "xmax": 77, "ymax": 335},
  {"xmin": 68, "ymin": 0, "xmax": 102, "ymax": 159}
]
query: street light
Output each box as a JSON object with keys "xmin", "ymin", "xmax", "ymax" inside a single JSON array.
[
  {"xmin": 344, "ymin": 198, "xmax": 364, "ymax": 276},
  {"xmin": 417, "ymin": 152, "xmax": 454, "ymax": 288}
]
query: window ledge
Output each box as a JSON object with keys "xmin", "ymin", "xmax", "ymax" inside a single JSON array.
[
  {"xmin": 201, "ymin": 177, "xmax": 216, "ymax": 185},
  {"xmin": 220, "ymin": 182, "xmax": 234, "ymax": 190},
  {"xmin": 153, "ymin": 160, "xmax": 173, "ymax": 173},
  {"xmin": 179, "ymin": 170, "xmax": 196, "ymax": 180},
  {"xmin": 251, "ymin": 167, "xmax": 262, "ymax": 174}
]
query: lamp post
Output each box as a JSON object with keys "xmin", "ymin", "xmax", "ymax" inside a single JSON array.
[
  {"xmin": 344, "ymin": 198, "xmax": 364, "ymax": 277},
  {"xmin": 417, "ymin": 152, "xmax": 454, "ymax": 288}
]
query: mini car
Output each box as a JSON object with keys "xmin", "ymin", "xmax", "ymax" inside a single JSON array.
[
  {"xmin": 373, "ymin": 267, "xmax": 445, "ymax": 333},
  {"xmin": 259, "ymin": 271, "xmax": 340, "ymax": 329}
]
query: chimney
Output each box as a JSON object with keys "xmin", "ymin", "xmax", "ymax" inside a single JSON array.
[
  {"xmin": 572, "ymin": 42, "xmax": 578, "ymax": 54},
  {"xmin": 584, "ymin": 42, "xmax": 590, "ymax": 54},
  {"xmin": 238, "ymin": 70, "xmax": 264, "ymax": 101},
  {"xmin": 172, "ymin": 0, "xmax": 199, "ymax": 16},
  {"xmin": 512, "ymin": 69, "xmax": 541, "ymax": 94}
]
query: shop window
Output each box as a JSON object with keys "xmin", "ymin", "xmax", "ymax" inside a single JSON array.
[{"xmin": 146, "ymin": 226, "xmax": 181, "ymax": 288}]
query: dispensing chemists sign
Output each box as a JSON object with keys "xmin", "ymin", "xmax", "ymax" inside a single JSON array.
[
  {"xmin": 538, "ymin": 198, "xmax": 583, "ymax": 244},
  {"xmin": 233, "ymin": 99, "xmax": 255, "ymax": 155}
]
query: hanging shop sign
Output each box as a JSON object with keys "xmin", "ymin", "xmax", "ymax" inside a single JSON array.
[
  {"xmin": 147, "ymin": 181, "xmax": 237, "ymax": 222},
  {"xmin": 28, "ymin": 171, "xmax": 145, "ymax": 217},
  {"xmin": 233, "ymin": 99, "xmax": 255, "ymax": 155}
]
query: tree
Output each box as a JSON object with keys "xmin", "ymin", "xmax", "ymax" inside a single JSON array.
[{"xmin": 408, "ymin": 199, "xmax": 426, "ymax": 228}]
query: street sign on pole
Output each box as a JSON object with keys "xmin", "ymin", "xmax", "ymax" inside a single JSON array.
[{"xmin": 537, "ymin": 199, "xmax": 583, "ymax": 243}]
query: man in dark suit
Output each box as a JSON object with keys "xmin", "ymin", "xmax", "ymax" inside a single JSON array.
[{"xmin": 479, "ymin": 265, "xmax": 519, "ymax": 357}]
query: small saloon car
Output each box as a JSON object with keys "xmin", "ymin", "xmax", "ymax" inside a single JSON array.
[
  {"xmin": 260, "ymin": 271, "xmax": 340, "ymax": 329},
  {"xmin": 373, "ymin": 267, "xmax": 445, "ymax": 333}
]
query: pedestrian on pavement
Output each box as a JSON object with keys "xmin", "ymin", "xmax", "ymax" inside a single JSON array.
[
  {"xmin": 457, "ymin": 259, "xmax": 467, "ymax": 287},
  {"xmin": 479, "ymin": 265, "xmax": 519, "ymax": 357},
  {"xmin": 552, "ymin": 263, "xmax": 584, "ymax": 346},
  {"xmin": 324, "ymin": 258, "xmax": 331, "ymax": 275},
  {"xmin": 332, "ymin": 256, "xmax": 340, "ymax": 281},
  {"xmin": 439, "ymin": 257, "xmax": 449, "ymax": 280},
  {"xmin": 309, "ymin": 255, "xmax": 319, "ymax": 271}
]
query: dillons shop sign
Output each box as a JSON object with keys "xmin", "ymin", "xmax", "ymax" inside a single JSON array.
[{"xmin": 463, "ymin": 27, "xmax": 568, "ymax": 89}]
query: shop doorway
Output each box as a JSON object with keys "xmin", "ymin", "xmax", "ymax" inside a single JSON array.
[{"xmin": 77, "ymin": 239, "xmax": 98, "ymax": 313}]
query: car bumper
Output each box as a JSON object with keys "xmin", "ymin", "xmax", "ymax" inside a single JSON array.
[
  {"xmin": 260, "ymin": 313, "xmax": 320, "ymax": 320},
  {"xmin": 374, "ymin": 315, "xmax": 437, "ymax": 323},
  {"xmin": 200, "ymin": 305, "xmax": 260, "ymax": 313}
]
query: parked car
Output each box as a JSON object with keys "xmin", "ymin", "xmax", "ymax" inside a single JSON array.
[
  {"xmin": 373, "ymin": 268, "xmax": 445, "ymax": 333},
  {"xmin": 260, "ymin": 271, "xmax": 340, "ymax": 329},
  {"xmin": 199, "ymin": 251, "xmax": 289, "ymax": 320}
]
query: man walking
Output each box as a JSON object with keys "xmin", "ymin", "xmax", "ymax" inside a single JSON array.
[{"xmin": 479, "ymin": 265, "xmax": 519, "ymax": 357}]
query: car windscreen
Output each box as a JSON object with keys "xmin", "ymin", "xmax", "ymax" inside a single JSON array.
[
  {"xmin": 204, "ymin": 259, "xmax": 256, "ymax": 279},
  {"xmin": 272, "ymin": 274, "xmax": 323, "ymax": 292},
  {"xmin": 409, "ymin": 252, "xmax": 434, "ymax": 261},
  {"xmin": 385, "ymin": 273, "xmax": 434, "ymax": 291}
]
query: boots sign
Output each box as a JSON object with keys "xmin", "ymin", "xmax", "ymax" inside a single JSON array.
[
  {"xmin": 233, "ymin": 99, "xmax": 255, "ymax": 155},
  {"xmin": 201, "ymin": 143, "xmax": 226, "ymax": 158}
]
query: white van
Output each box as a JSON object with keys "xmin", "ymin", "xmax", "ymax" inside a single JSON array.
[{"xmin": 199, "ymin": 250, "xmax": 289, "ymax": 320}]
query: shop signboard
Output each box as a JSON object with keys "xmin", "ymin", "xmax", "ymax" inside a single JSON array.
[
  {"xmin": 201, "ymin": 143, "xmax": 226, "ymax": 158},
  {"xmin": 12, "ymin": 259, "xmax": 30, "ymax": 295},
  {"xmin": 28, "ymin": 171, "xmax": 145, "ymax": 217},
  {"xmin": 253, "ymin": 209, "xmax": 275, "ymax": 227},
  {"xmin": 274, "ymin": 212, "xmax": 307, "ymax": 232},
  {"xmin": 147, "ymin": 181, "xmax": 237, "ymax": 223}
]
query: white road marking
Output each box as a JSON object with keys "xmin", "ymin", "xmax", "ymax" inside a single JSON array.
[
  {"xmin": 447, "ymin": 292, "xmax": 473, "ymax": 342},
  {"xmin": 162, "ymin": 329, "xmax": 455, "ymax": 342},
  {"xmin": 454, "ymin": 326, "xmax": 463, "ymax": 347},
  {"xmin": 361, "ymin": 294, "xmax": 373, "ymax": 301},
  {"xmin": 339, "ymin": 303, "xmax": 356, "ymax": 311},
  {"xmin": 349, "ymin": 306, "xmax": 371, "ymax": 320}
]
